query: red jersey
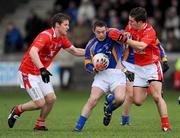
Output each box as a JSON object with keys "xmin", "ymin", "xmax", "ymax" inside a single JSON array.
[
  {"xmin": 19, "ymin": 28, "xmax": 72, "ymax": 75},
  {"xmin": 125, "ymin": 23, "xmax": 160, "ymax": 66}
]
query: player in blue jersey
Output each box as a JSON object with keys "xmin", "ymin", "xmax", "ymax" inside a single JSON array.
[{"xmin": 73, "ymin": 20, "xmax": 133, "ymax": 132}]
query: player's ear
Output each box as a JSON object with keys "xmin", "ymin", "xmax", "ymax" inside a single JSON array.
[
  {"xmin": 92, "ymin": 27, "xmax": 95, "ymax": 33},
  {"xmin": 105, "ymin": 27, "xmax": 108, "ymax": 31}
]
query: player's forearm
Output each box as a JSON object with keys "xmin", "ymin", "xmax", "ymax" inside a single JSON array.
[
  {"xmin": 29, "ymin": 47, "xmax": 44, "ymax": 69},
  {"xmin": 73, "ymin": 48, "xmax": 85, "ymax": 56},
  {"xmin": 126, "ymin": 39, "xmax": 147, "ymax": 50},
  {"xmin": 66, "ymin": 46, "xmax": 85, "ymax": 56}
]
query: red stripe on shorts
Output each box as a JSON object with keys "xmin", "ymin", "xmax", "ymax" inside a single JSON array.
[
  {"xmin": 156, "ymin": 62, "xmax": 163, "ymax": 80},
  {"xmin": 22, "ymin": 73, "xmax": 32, "ymax": 89}
]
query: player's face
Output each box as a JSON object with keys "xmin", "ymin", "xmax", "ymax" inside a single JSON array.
[
  {"xmin": 94, "ymin": 26, "xmax": 107, "ymax": 41},
  {"xmin": 128, "ymin": 16, "xmax": 140, "ymax": 30},
  {"xmin": 54, "ymin": 20, "xmax": 69, "ymax": 37}
]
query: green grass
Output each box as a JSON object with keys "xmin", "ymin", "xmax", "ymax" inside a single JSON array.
[{"xmin": 0, "ymin": 88, "xmax": 180, "ymax": 138}]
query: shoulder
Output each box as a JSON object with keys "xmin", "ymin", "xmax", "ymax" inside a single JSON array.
[
  {"xmin": 85, "ymin": 37, "xmax": 97, "ymax": 49},
  {"xmin": 60, "ymin": 35, "xmax": 70, "ymax": 41},
  {"xmin": 39, "ymin": 28, "xmax": 53, "ymax": 40},
  {"xmin": 145, "ymin": 24, "xmax": 156, "ymax": 34}
]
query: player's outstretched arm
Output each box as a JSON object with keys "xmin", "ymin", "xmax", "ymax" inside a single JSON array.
[{"xmin": 65, "ymin": 45, "xmax": 85, "ymax": 56}]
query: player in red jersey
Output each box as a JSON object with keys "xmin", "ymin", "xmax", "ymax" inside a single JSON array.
[
  {"xmin": 108, "ymin": 7, "xmax": 171, "ymax": 132},
  {"xmin": 8, "ymin": 13, "xmax": 85, "ymax": 131}
]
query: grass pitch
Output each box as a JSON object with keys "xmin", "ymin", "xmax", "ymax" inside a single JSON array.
[{"xmin": 0, "ymin": 88, "xmax": 179, "ymax": 138}]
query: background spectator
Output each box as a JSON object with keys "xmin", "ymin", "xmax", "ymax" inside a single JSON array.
[
  {"xmin": 4, "ymin": 21, "xmax": 24, "ymax": 54},
  {"xmin": 24, "ymin": 9, "xmax": 43, "ymax": 47},
  {"xmin": 69, "ymin": 17, "xmax": 92, "ymax": 48}
]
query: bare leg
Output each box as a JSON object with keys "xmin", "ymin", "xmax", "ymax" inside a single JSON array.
[
  {"xmin": 150, "ymin": 81, "xmax": 170, "ymax": 130},
  {"xmin": 81, "ymin": 87, "xmax": 104, "ymax": 117},
  {"xmin": 113, "ymin": 85, "xmax": 126, "ymax": 106},
  {"xmin": 21, "ymin": 99, "xmax": 45, "ymax": 111},
  {"xmin": 74, "ymin": 87, "xmax": 104, "ymax": 131},
  {"xmin": 39, "ymin": 93, "xmax": 56, "ymax": 119},
  {"xmin": 133, "ymin": 87, "xmax": 147, "ymax": 106},
  {"xmin": 150, "ymin": 81, "xmax": 168, "ymax": 116},
  {"xmin": 122, "ymin": 81, "xmax": 134, "ymax": 116}
]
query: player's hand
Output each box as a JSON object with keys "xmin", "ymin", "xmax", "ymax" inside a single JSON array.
[
  {"xmin": 125, "ymin": 70, "xmax": 134, "ymax": 82},
  {"xmin": 162, "ymin": 61, "xmax": 169, "ymax": 73},
  {"xmin": 122, "ymin": 68, "xmax": 134, "ymax": 82},
  {"xmin": 40, "ymin": 67, "xmax": 52, "ymax": 83},
  {"xmin": 95, "ymin": 63, "xmax": 107, "ymax": 72},
  {"xmin": 108, "ymin": 29, "xmax": 127, "ymax": 43}
]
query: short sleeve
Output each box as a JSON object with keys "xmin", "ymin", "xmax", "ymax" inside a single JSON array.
[{"xmin": 61, "ymin": 37, "xmax": 72, "ymax": 49}]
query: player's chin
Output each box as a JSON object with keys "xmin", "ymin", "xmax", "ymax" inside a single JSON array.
[
  {"xmin": 62, "ymin": 32, "xmax": 67, "ymax": 36},
  {"xmin": 99, "ymin": 38, "xmax": 105, "ymax": 41}
]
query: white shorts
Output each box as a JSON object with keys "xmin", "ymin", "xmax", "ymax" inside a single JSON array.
[
  {"xmin": 134, "ymin": 62, "xmax": 163, "ymax": 87},
  {"xmin": 18, "ymin": 71, "xmax": 54, "ymax": 101},
  {"xmin": 92, "ymin": 69, "xmax": 126, "ymax": 93},
  {"xmin": 122, "ymin": 61, "xmax": 135, "ymax": 73}
]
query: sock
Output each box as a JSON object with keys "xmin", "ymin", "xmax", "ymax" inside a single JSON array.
[
  {"xmin": 161, "ymin": 116, "xmax": 170, "ymax": 128},
  {"xmin": 75, "ymin": 115, "xmax": 87, "ymax": 131},
  {"xmin": 121, "ymin": 115, "xmax": 130, "ymax": 124},
  {"xmin": 106, "ymin": 94, "xmax": 115, "ymax": 103},
  {"xmin": 146, "ymin": 87, "xmax": 151, "ymax": 95},
  {"xmin": 35, "ymin": 117, "xmax": 45, "ymax": 128},
  {"xmin": 106, "ymin": 102, "xmax": 118, "ymax": 113},
  {"xmin": 15, "ymin": 105, "xmax": 23, "ymax": 116}
]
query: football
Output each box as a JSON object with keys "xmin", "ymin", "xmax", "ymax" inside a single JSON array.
[{"xmin": 92, "ymin": 53, "xmax": 109, "ymax": 70}]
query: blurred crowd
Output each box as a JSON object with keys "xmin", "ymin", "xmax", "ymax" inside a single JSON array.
[{"xmin": 3, "ymin": 0, "xmax": 180, "ymax": 54}]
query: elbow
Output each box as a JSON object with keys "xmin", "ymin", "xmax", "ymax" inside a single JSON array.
[
  {"xmin": 29, "ymin": 48, "xmax": 34, "ymax": 58},
  {"xmin": 29, "ymin": 47, "xmax": 39, "ymax": 58}
]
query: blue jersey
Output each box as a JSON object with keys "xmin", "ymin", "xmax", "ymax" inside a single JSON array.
[
  {"xmin": 158, "ymin": 43, "xmax": 167, "ymax": 59},
  {"xmin": 123, "ymin": 46, "xmax": 134, "ymax": 64},
  {"xmin": 84, "ymin": 34, "xmax": 124, "ymax": 73}
]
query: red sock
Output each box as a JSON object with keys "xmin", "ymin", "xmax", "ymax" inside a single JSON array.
[
  {"xmin": 35, "ymin": 117, "xmax": 45, "ymax": 128},
  {"xmin": 161, "ymin": 116, "xmax": 170, "ymax": 128},
  {"xmin": 147, "ymin": 87, "xmax": 151, "ymax": 95},
  {"xmin": 15, "ymin": 105, "xmax": 23, "ymax": 116}
]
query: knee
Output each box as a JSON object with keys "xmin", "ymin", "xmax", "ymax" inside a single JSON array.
[
  {"xmin": 152, "ymin": 94, "xmax": 161, "ymax": 103},
  {"xmin": 87, "ymin": 97, "xmax": 98, "ymax": 108},
  {"xmin": 35, "ymin": 100, "xmax": 46, "ymax": 109},
  {"xmin": 46, "ymin": 95, "xmax": 56, "ymax": 104},
  {"xmin": 133, "ymin": 100, "xmax": 143, "ymax": 106},
  {"xmin": 115, "ymin": 97, "xmax": 125, "ymax": 106},
  {"xmin": 126, "ymin": 95, "xmax": 134, "ymax": 103}
]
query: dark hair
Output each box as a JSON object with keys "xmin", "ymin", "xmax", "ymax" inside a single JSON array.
[
  {"xmin": 51, "ymin": 13, "xmax": 70, "ymax": 28},
  {"xmin": 92, "ymin": 20, "xmax": 107, "ymax": 31},
  {"xmin": 129, "ymin": 7, "xmax": 147, "ymax": 22}
]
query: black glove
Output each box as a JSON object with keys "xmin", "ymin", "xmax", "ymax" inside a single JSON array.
[
  {"xmin": 125, "ymin": 70, "xmax": 134, "ymax": 82},
  {"xmin": 162, "ymin": 61, "xmax": 169, "ymax": 73},
  {"xmin": 40, "ymin": 68, "xmax": 52, "ymax": 83},
  {"xmin": 122, "ymin": 68, "xmax": 134, "ymax": 82}
]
